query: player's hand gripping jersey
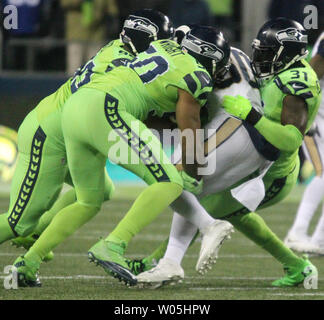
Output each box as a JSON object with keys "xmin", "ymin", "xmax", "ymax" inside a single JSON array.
[
  {"xmin": 84, "ymin": 39, "xmax": 213, "ymax": 121},
  {"xmin": 262, "ymin": 59, "xmax": 321, "ymax": 178}
]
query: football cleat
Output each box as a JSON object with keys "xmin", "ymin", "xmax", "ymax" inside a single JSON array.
[
  {"xmin": 272, "ymin": 256, "xmax": 318, "ymax": 287},
  {"xmin": 88, "ymin": 239, "xmax": 137, "ymax": 286},
  {"xmin": 283, "ymin": 232, "xmax": 321, "ymax": 253},
  {"xmin": 196, "ymin": 220, "xmax": 234, "ymax": 275},
  {"xmin": 126, "ymin": 257, "xmax": 157, "ymax": 276},
  {"xmin": 11, "ymin": 234, "xmax": 54, "ymax": 262},
  {"xmin": 12, "ymin": 255, "xmax": 42, "ymax": 288},
  {"xmin": 136, "ymin": 258, "xmax": 184, "ymax": 289}
]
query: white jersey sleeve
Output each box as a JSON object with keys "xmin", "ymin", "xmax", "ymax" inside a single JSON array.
[{"xmin": 207, "ymin": 47, "xmax": 263, "ymax": 122}]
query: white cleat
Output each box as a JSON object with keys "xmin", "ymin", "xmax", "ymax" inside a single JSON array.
[
  {"xmin": 136, "ymin": 258, "xmax": 184, "ymax": 289},
  {"xmin": 285, "ymin": 234, "xmax": 324, "ymax": 255},
  {"xmin": 196, "ymin": 220, "xmax": 234, "ymax": 275},
  {"xmin": 284, "ymin": 232, "xmax": 312, "ymax": 252}
]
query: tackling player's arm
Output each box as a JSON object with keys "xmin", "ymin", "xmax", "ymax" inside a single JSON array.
[
  {"xmin": 252, "ymin": 95, "xmax": 307, "ymax": 152},
  {"xmin": 222, "ymin": 94, "xmax": 307, "ymax": 153},
  {"xmin": 176, "ymin": 88, "xmax": 202, "ymax": 179}
]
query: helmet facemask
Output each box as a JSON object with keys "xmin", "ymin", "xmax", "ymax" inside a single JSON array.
[
  {"xmin": 120, "ymin": 11, "xmax": 174, "ymax": 55},
  {"xmin": 251, "ymin": 23, "xmax": 309, "ymax": 80},
  {"xmin": 251, "ymin": 40, "xmax": 285, "ymax": 79},
  {"xmin": 120, "ymin": 15, "xmax": 159, "ymax": 55}
]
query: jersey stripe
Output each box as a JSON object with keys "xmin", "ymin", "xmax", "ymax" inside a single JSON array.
[
  {"xmin": 183, "ymin": 74, "xmax": 198, "ymax": 95},
  {"xmin": 193, "ymin": 71, "xmax": 212, "ymax": 90},
  {"xmin": 8, "ymin": 127, "xmax": 47, "ymax": 235},
  {"xmin": 204, "ymin": 117, "xmax": 242, "ymax": 156},
  {"xmin": 104, "ymin": 93, "xmax": 170, "ymax": 183}
]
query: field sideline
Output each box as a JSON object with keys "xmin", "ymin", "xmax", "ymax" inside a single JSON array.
[{"xmin": 0, "ymin": 184, "xmax": 323, "ymax": 300}]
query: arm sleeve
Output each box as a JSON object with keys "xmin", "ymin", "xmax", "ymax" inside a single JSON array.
[
  {"xmin": 254, "ymin": 116, "xmax": 303, "ymax": 153},
  {"xmin": 177, "ymin": 70, "xmax": 213, "ymax": 107}
]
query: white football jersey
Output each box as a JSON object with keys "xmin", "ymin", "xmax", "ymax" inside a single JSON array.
[
  {"xmin": 173, "ymin": 47, "xmax": 268, "ymax": 196},
  {"xmin": 206, "ymin": 46, "xmax": 263, "ymax": 123}
]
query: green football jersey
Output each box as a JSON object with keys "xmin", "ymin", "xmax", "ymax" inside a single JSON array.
[
  {"xmin": 84, "ymin": 39, "xmax": 213, "ymax": 120},
  {"xmin": 262, "ymin": 59, "xmax": 322, "ymax": 177},
  {"xmin": 35, "ymin": 39, "xmax": 134, "ymax": 123}
]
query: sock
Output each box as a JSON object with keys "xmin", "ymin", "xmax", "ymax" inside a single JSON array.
[
  {"xmin": 33, "ymin": 189, "xmax": 77, "ymax": 236},
  {"xmin": 289, "ymin": 176, "xmax": 324, "ymax": 236},
  {"xmin": 107, "ymin": 182, "xmax": 182, "ymax": 245},
  {"xmin": 0, "ymin": 213, "xmax": 15, "ymax": 244},
  {"xmin": 25, "ymin": 202, "xmax": 99, "ymax": 263},
  {"xmin": 228, "ymin": 212, "xmax": 304, "ymax": 268},
  {"xmin": 170, "ymin": 190, "xmax": 215, "ymax": 231},
  {"xmin": 145, "ymin": 238, "xmax": 169, "ymax": 264},
  {"xmin": 164, "ymin": 212, "xmax": 198, "ymax": 265},
  {"xmin": 311, "ymin": 201, "xmax": 324, "ymax": 245}
]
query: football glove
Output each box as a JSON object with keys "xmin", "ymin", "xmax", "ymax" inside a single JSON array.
[
  {"xmin": 179, "ymin": 170, "xmax": 203, "ymax": 196},
  {"xmin": 222, "ymin": 95, "xmax": 253, "ymax": 120}
]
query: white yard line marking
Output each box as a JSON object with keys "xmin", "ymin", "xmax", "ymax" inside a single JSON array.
[
  {"xmin": 0, "ymin": 252, "xmax": 271, "ymax": 258},
  {"xmin": 189, "ymin": 287, "xmax": 279, "ymax": 291},
  {"xmin": 0, "ymin": 274, "xmax": 322, "ymax": 282},
  {"xmin": 268, "ymin": 293, "xmax": 324, "ymax": 297}
]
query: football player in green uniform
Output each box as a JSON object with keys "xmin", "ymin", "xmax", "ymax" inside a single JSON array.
[
  {"xmin": 11, "ymin": 24, "xmax": 232, "ymax": 287},
  {"xmin": 7, "ymin": 39, "xmax": 134, "ymax": 257},
  {"xmin": 201, "ymin": 18, "xmax": 320, "ymax": 287},
  {"xmin": 8, "ymin": 10, "xmax": 171, "ymax": 258},
  {"xmin": 1, "ymin": 9, "xmax": 175, "ymax": 284},
  {"xmin": 134, "ymin": 18, "xmax": 321, "ymax": 288}
]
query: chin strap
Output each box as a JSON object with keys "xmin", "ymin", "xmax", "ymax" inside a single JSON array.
[{"xmin": 271, "ymin": 45, "xmax": 309, "ymax": 76}]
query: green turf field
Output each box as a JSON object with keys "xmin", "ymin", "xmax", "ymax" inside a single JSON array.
[{"xmin": 0, "ymin": 184, "xmax": 323, "ymax": 300}]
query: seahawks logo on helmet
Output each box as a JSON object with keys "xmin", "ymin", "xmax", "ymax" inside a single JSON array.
[
  {"xmin": 276, "ymin": 28, "xmax": 308, "ymax": 44},
  {"xmin": 124, "ymin": 16, "xmax": 159, "ymax": 37},
  {"xmin": 182, "ymin": 33, "xmax": 224, "ymax": 62}
]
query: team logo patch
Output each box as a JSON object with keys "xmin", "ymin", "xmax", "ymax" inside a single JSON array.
[
  {"xmin": 124, "ymin": 16, "xmax": 159, "ymax": 36},
  {"xmin": 276, "ymin": 28, "xmax": 308, "ymax": 44},
  {"xmin": 182, "ymin": 33, "xmax": 224, "ymax": 62}
]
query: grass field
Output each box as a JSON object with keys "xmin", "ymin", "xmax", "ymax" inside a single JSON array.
[{"xmin": 0, "ymin": 184, "xmax": 324, "ymax": 300}]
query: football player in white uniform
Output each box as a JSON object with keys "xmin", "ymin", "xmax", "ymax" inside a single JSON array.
[
  {"xmin": 134, "ymin": 22, "xmax": 317, "ymax": 288},
  {"xmin": 134, "ymin": 45, "xmax": 276, "ymax": 287}
]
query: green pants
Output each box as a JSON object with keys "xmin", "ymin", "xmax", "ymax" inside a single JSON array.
[
  {"xmin": 61, "ymin": 88, "xmax": 182, "ymax": 208},
  {"xmin": 200, "ymin": 158, "xmax": 300, "ymax": 219},
  {"xmin": 5, "ymin": 107, "xmax": 114, "ymax": 237}
]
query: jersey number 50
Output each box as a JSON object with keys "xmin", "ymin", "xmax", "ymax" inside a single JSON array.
[{"xmin": 129, "ymin": 46, "xmax": 169, "ymax": 84}]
